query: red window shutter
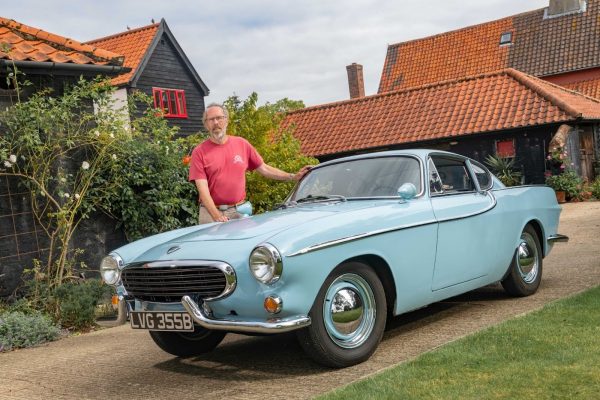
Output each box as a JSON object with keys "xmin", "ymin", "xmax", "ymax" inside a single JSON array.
[{"xmin": 496, "ymin": 140, "xmax": 515, "ymax": 158}]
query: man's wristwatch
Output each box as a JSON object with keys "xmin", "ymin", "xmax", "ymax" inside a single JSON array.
[{"xmin": 288, "ymin": 172, "xmax": 295, "ymax": 181}]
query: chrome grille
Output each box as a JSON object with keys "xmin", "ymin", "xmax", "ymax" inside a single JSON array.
[{"xmin": 121, "ymin": 261, "xmax": 234, "ymax": 302}]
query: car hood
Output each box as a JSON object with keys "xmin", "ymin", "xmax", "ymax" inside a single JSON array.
[{"xmin": 113, "ymin": 201, "xmax": 379, "ymax": 264}]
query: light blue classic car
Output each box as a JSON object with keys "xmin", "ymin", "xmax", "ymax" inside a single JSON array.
[{"xmin": 100, "ymin": 149, "xmax": 567, "ymax": 367}]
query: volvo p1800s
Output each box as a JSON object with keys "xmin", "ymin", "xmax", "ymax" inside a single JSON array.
[{"xmin": 100, "ymin": 149, "xmax": 567, "ymax": 367}]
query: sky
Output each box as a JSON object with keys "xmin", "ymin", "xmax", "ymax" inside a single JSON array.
[{"xmin": 4, "ymin": 0, "xmax": 550, "ymax": 107}]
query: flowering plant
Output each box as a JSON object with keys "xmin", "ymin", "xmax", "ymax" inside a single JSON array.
[{"xmin": 546, "ymin": 146, "xmax": 570, "ymax": 174}]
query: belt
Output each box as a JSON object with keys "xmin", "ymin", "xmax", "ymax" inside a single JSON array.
[{"xmin": 215, "ymin": 200, "xmax": 246, "ymax": 211}]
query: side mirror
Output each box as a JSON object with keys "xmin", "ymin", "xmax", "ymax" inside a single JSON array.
[{"xmin": 397, "ymin": 183, "xmax": 417, "ymax": 200}]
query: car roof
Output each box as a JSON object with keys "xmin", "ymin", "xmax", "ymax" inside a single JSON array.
[{"xmin": 317, "ymin": 149, "xmax": 465, "ymax": 168}]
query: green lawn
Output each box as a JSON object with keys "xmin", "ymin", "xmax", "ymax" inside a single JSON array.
[{"xmin": 319, "ymin": 285, "xmax": 600, "ymax": 400}]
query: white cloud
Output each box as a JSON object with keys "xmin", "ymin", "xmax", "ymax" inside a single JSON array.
[{"xmin": 4, "ymin": 0, "xmax": 549, "ymax": 105}]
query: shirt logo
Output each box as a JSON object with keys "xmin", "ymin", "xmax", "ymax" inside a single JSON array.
[{"xmin": 233, "ymin": 155, "xmax": 244, "ymax": 164}]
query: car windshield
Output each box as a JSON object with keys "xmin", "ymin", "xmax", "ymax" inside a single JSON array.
[{"xmin": 291, "ymin": 156, "xmax": 421, "ymax": 201}]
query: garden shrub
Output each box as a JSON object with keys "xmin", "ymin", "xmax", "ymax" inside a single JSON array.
[
  {"xmin": 591, "ymin": 177, "xmax": 600, "ymax": 200},
  {"xmin": 0, "ymin": 311, "xmax": 61, "ymax": 352},
  {"xmin": 53, "ymin": 279, "xmax": 108, "ymax": 330}
]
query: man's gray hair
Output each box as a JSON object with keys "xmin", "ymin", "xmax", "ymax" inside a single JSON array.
[{"xmin": 202, "ymin": 103, "xmax": 229, "ymax": 124}]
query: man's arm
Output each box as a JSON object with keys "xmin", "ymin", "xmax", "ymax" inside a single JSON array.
[
  {"xmin": 255, "ymin": 164, "xmax": 312, "ymax": 181},
  {"xmin": 195, "ymin": 179, "xmax": 229, "ymax": 222}
]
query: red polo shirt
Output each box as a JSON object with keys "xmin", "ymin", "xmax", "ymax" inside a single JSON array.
[{"xmin": 189, "ymin": 136, "xmax": 263, "ymax": 205}]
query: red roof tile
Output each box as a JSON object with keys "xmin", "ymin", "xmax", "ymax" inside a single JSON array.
[
  {"xmin": 562, "ymin": 77, "xmax": 600, "ymax": 100},
  {"xmin": 85, "ymin": 23, "xmax": 159, "ymax": 86},
  {"xmin": 379, "ymin": 1, "xmax": 600, "ymax": 94},
  {"xmin": 0, "ymin": 17, "xmax": 123, "ymax": 65},
  {"xmin": 286, "ymin": 69, "xmax": 600, "ymax": 157},
  {"xmin": 379, "ymin": 17, "xmax": 513, "ymax": 93}
]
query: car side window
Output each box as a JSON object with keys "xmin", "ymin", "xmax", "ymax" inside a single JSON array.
[
  {"xmin": 429, "ymin": 156, "xmax": 475, "ymax": 194},
  {"xmin": 428, "ymin": 159, "xmax": 443, "ymax": 194},
  {"xmin": 470, "ymin": 160, "xmax": 493, "ymax": 190}
]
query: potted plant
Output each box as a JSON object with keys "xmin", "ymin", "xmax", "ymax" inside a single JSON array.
[{"xmin": 545, "ymin": 171, "xmax": 583, "ymax": 202}]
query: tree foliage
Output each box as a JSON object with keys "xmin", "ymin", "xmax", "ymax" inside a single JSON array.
[
  {"xmin": 91, "ymin": 92, "xmax": 199, "ymax": 241},
  {"xmin": 223, "ymin": 93, "xmax": 318, "ymax": 212}
]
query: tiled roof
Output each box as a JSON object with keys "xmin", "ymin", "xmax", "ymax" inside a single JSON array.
[
  {"xmin": 379, "ymin": 17, "xmax": 513, "ymax": 93},
  {"xmin": 379, "ymin": 1, "xmax": 600, "ymax": 93},
  {"xmin": 0, "ymin": 17, "xmax": 123, "ymax": 65},
  {"xmin": 562, "ymin": 77, "xmax": 600, "ymax": 100},
  {"xmin": 85, "ymin": 22, "xmax": 159, "ymax": 86},
  {"xmin": 285, "ymin": 69, "xmax": 600, "ymax": 157}
]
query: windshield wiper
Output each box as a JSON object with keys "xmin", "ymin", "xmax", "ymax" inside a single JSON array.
[
  {"xmin": 295, "ymin": 194, "xmax": 347, "ymax": 204},
  {"xmin": 274, "ymin": 200, "xmax": 297, "ymax": 210}
]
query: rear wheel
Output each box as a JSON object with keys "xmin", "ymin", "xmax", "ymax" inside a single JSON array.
[
  {"xmin": 502, "ymin": 224, "xmax": 543, "ymax": 297},
  {"xmin": 149, "ymin": 327, "xmax": 226, "ymax": 357},
  {"xmin": 296, "ymin": 261, "xmax": 387, "ymax": 368}
]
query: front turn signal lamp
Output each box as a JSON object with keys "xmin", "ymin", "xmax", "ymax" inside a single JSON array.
[{"xmin": 264, "ymin": 296, "xmax": 283, "ymax": 314}]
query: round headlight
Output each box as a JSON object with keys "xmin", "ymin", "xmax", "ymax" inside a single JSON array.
[
  {"xmin": 249, "ymin": 244, "xmax": 283, "ymax": 284},
  {"xmin": 100, "ymin": 254, "xmax": 122, "ymax": 285}
]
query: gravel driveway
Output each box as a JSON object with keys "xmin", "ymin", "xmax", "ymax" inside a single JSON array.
[{"xmin": 1, "ymin": 201, "xmax": 599, "ymax": 400}]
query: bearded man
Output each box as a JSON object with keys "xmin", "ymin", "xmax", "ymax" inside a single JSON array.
[{"xmin": 189, "ymin": 103, "xmax": 310, "ymax": 224}]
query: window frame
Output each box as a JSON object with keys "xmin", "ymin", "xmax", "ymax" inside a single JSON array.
[
  {"xmin": 152, "ymin": 87, "xmax": 188, "ymax": 119},
  {"xmin": 495, "ymin": 139, "xmax": 516, "ymax": 158},
  {"xmin": 499, "ymin": 31, "xmax": 513, "ymax": 46}
]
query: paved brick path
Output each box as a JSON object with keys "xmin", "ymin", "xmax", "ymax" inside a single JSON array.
[{"xmin": 1, "ymin": 201, "xmax": 599, "ymax": 400}]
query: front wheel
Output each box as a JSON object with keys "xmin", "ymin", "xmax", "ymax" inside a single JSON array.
[
  {"xmin": 149, "ymin": 327, "xmax": 226, "ymax": 357},
  {"xmin": 502, "ymin": 224, "xmax": 543, "ymax": 297},
  {"xmin": 296, "ymin": 261, "xmax": 387, "ymax": 368}
]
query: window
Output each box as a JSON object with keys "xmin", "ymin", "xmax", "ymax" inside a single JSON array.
[
  {"xmin": 499, "ymin": 32, "xmax": 512, "ymax": 46},
  {"xmin": 152, "ymin": 88, "xmax": 188, "ymax": 118},
  {"xmin": 470, "ymin": 160, "xmax": 493, "ymax": 190},
  {"xmin": 429, "ymin": 156, "xmax": 475, "ymax": 194},
  {"xmin": 496, "ymin": 139, "xmax": 515, "ymax": 158}
]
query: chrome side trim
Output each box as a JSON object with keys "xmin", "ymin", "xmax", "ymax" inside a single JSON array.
[
  {"xmin": 141, "ymin": 260, "xmax": 237, "ymax": 301},
  {"xmin": 287, "ymin": 219, "xmax": 438, "ymax": 257},
  {"xmin": 548, "ymin": 234, "xmax": 569, "ymax": 243},
  {"xmin": 181, "ymin": 295, "xmax": 311, "ymax": 333},
  {"xmin": 287, "ymin": 191, "xmax": 497, "ymax": 257}
]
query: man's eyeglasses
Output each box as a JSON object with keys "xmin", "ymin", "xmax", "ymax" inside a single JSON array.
[{"xmin": 206, "ymin": 115, "xmax": 227, "ymax": 123}]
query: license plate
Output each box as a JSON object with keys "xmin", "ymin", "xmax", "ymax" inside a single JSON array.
[{"xmin": 130, "ymin": 311, "xmax": 194, "ymax": 332}]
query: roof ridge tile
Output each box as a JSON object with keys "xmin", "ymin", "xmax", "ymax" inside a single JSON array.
[{"xmin": 84, "ymin": 22, "xmax": 160, "ymax": 45}]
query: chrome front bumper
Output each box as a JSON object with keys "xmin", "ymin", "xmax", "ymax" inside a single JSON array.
[{"xmin": 181, "ymin": 295, "xmax": 311, "ymax": 334}]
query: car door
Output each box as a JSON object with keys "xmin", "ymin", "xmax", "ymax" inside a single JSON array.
[{"xmin": 428, "ymin": 155, "xmax": 496, "ymax": 291}]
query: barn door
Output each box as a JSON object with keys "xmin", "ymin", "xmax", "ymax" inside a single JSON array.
[{"xmin": 580, "ymin": 127, "xmax": 595, "ymax": 182}]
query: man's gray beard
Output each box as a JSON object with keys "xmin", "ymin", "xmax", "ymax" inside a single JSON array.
[{"xmin": 211, "ymin": 130, "xmax": 225, "ymax": 142}]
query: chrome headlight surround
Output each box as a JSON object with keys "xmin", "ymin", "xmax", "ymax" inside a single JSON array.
[
  {"xmin": 100, "ymin": 253, "xmax": 123, "ymax": 286},
  {"xmin": 249, "ymin": 243, "xmax": 283, "ymax": 284}
]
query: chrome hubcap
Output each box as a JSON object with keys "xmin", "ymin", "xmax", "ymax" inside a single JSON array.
[
  {"xmin": 516, "ymin": 232, "xmax": 539, "ymax": 284},
  {"xmin": 323, "ymin": 273, "xmax": 376, "ymax": 349}
]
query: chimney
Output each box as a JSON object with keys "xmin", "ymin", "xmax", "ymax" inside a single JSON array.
[
  {"xmin": 346, "ymin": 63, "xmax": 365, "ymax": 99},
  {"xmin": 546, "ymin": 0, "xmax": 586, "ymax": 17}
]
